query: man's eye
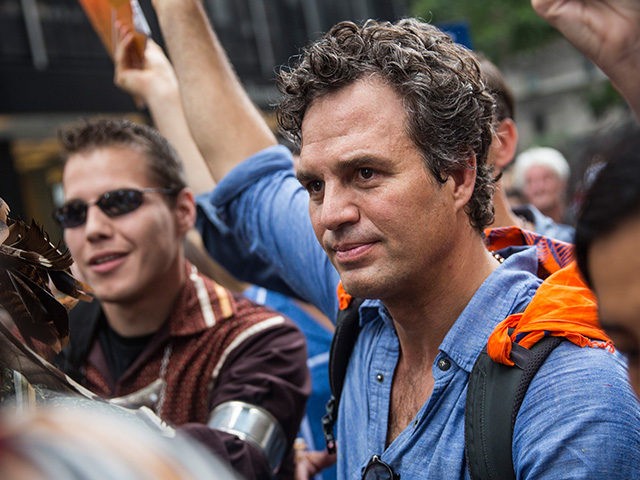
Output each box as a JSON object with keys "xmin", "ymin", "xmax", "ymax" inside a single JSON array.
[
  {"xmin": 307, "ymin": 180, "xmax": 324, "ymax": 194},
  {"xmin": 359, "ymin": 168, "xmax": 374, "ymax": 180}
]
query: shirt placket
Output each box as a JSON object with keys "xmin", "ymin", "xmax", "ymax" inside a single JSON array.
[{"xmin": 368, "ymin": 326, "xmax": 399, "ymax": 453}]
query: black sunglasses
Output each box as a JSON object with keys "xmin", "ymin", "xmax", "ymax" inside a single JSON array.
[
  {"xmin": 362, "ymin": 455, "xmax": 399, "ymax": 480},
  {"xmin": 53, "ymin": 187, "xmax": 179, "ymax": 229}
]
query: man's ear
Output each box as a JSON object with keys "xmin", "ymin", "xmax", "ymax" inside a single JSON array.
[
  {"xmin": 450, "ymin": 154, "xmax": 477, "ymax": 212},
  {"xmin": 490, "ymin": 118, "xmax": 519, "ymax": 172},
  {"xmin": 174, "ymin": 188, "xmax": 196, "ymax": 235}
]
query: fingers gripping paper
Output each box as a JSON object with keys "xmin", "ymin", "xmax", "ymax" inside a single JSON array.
[{"xmin": 77, "ymin": 0, "xmax": 150, "ymax": 60}]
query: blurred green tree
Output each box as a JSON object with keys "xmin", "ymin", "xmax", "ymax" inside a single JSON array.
[{"xmin": 410, "ymin": 1, "xmax": 558, "ymax": 61}]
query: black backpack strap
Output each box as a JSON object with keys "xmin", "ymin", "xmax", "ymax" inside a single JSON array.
[
  {"xmin": 465, "ymin": 335, "xmax": 563, "ymax": 480},
  {"xmin": 322, "ymin": 297, "xmax": 364, "ymax": 453}
]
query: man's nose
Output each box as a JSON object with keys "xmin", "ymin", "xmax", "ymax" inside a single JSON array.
[
  {"xmin": 316, "ymin": 183, "xmax": 359, "ymax": 231},
  {"xmin": 83, "ymin": 205, "xmax": 114, "ymax": 241}
]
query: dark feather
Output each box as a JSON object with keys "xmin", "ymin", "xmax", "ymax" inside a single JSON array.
[
  {"xmin": 49, "ymin": 269, "xmax": 94, "ymax": 302},
  {"xmin": 0, "ymin": 197, "xmax": 90, "ymax": 357},
  {"xmin": 0, "ymin": 244, "xmax": 53, "ymax": 269},
  {"xmin": 5, "ymin": 219, "xmax": 73, "ymax": 270},
  {"xmin": 0, "ymin": 269, "xmax": 66, "ymax": 354},
  {"xmin": 13, "ymin": 268, "xmax": 69, "ymax": 341},
  {"xmin": 0, "ymin": 197, "xmax": 8, "ymax": 244},
  {"xmin": 0, "ymin": 219, "xmax": 92, "ymax": 301},
  {"xmin": 0, "ymin": 250, "xmax": 51, "ymax": 295},
  {"xmin": 0, "ymin": 196, "xmax": 8, "ymax": 224},
  {"xmin": 0, "ymin": 270, "xmax": 32, "ymax": 329}
]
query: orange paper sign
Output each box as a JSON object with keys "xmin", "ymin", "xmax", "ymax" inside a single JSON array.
[{"xmin": 77, "ymin": 0, "xmax": 150, "ymax": 60}]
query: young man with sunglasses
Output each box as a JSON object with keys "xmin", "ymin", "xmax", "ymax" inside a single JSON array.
[
  {"xmin": 52, "ymin": 118, "xmax": 310, "ymax": 480},
  {"xmin": 150, "ymin": 1, "xmax": 640, "ymax": 478}
]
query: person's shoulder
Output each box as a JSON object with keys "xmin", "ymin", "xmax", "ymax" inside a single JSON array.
[
  {"xmin": 491, "ymin": 246, "xmax": 542, "ymax": 308},
  {"xmin": 525, "ymin": 340, "xmax": 636, "ymax": 413},
  {"xmin": 193, "ymin": 273, "xmax": 283, "ymax": 325},
  {"xmin": 538, "ymin": 340, "xmax": 627, "ymax": 383},
  {"xmin": 518, "ymin": 203, "xmax": 575, "ymax": 243},
  {"xmin": 513, "ymin": 342, "xmax": 640, "ymax": 477},
  {"xmin": 549, "ymin": 338, "xmax": 625, "ymax": 367},
  {"xmin": 232, "ymin": 290, "xmax": 284, "ymax": 319},
  {"xmin": 226, "ymin": 289, "xmax": 303, "ymax": 334},
  {"xmin": 549, "ymin": 222, "xmax": 575, "ymax": 243}
]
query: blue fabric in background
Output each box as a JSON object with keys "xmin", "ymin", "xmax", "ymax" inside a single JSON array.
[{"xmin": 244, "ymin": 286, "xmax": 336, "ymax": 480}]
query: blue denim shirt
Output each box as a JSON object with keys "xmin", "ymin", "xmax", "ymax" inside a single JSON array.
[{"xmin": 197, "ymin": 146, "xmax": 640, "ymax": 479}]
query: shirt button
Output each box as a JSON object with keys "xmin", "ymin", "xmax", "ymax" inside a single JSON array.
[
  {"xmin": 437, "ymin": 358, "xmax": 451, "ymax": 371},
  {"xmin": 376, "ymin": 373, "xmax": 384, "ymax": 383}
]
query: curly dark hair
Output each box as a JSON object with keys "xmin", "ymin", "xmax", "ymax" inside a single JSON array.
[
  {"xmin": 58, "ymin": 118, "xmax": 187, "ymax": 193},
  {"xmin": 277, "ymin": 18, "xmax": 496, "ymax": 231}
]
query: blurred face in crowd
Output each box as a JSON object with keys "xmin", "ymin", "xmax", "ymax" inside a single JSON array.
[
  {"xmin": 523, "ymin": 164, "xmax": 566, "ymax": 216},
  {"xmin": 588, "ymin": 214, "xmax": 640, "ymax": 397},
  {"xmin": 61, "ymin": 145, "xmax": 192, "ymax": 306}
]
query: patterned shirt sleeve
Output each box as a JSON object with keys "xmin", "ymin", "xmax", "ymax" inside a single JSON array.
[{"xmin": 179, "ymin": 315, "xmax": 310, "ymax": 479}]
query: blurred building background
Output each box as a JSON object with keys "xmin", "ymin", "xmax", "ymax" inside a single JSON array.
[
  {"xmin": 0, "ymin": 0, "xmax": 634, "ymax": 240},
  {"xmin": 0, "ymin": 0, "xmax": 408, "ymax": 240}
]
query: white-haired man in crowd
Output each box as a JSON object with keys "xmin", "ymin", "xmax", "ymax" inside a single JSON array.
[{"xmin": 513, "ymin": 146, "xmax": 573, "ymax": 233}]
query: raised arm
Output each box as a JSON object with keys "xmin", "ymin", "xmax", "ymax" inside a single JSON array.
[
  {"xmin": 113, "ymin": 28, "xmax": 214, "ymax": 195},
  {"xmin": 532, "ymin": 0, "xmax": 640, "ymax": 119},
  {"xmin": 151, "ymin": 0, "xmax": 277, "ymax": 181},
  {"xmin": 148, "ymin": 0, "xmax": 340, "ymax": 314}
]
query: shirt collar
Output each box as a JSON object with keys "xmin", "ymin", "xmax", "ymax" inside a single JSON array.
[
  {"xmin": 358, "ymin": 298, "xmax": 391, "ymax": 328},
  {"xmin": 440, "ymin": 246, "xmax": 542, "ymax": 372},
  {"xmin": 168, "ymin": 262, "xmax": 238, "ymax": 337}
]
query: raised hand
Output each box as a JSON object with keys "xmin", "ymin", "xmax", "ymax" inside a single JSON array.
[
  {"xmin": 532, "ymin": 0, "xmax": 640, "ymax": 117},
  {"xmin": 113, "ymin": 24, "xmax": 178, "ymax": 111}
]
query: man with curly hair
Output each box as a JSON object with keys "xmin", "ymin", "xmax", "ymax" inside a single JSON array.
[{"xmin": 150, "ymin": 1, "xmax": 639, "ymax": 478}]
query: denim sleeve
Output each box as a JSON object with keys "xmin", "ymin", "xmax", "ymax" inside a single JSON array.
[
  {"xmin": 512, "ymin": 343, "xmax": 640, "ymax": 478},
  {"xmin": 195, "ymin": 145, "xmax": 340, "ymax": 320}
]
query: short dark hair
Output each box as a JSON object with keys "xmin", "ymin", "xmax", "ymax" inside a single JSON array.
[
  {"xmin": 277, "ymin": 18, "xmax": 496, "ymax": 231},
  {"xmin": 58, "ymin": 118, "xmax": 187, "ymax": 192},
  {"xmin": 575, "ymin": 123, "xmax": 640, "ymax": 286},
  {"xmin": 476, "ymin": 53, "xmax": 515, "ymax": 122}
]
